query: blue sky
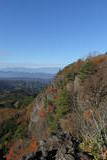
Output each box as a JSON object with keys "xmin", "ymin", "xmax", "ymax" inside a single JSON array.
[{"xmin": 0, "ymin": 0, "xmax": 107, "ymax": 68}]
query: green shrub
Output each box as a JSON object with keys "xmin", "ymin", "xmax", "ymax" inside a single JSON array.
[
  {"xmin": 44, "ymin": 95, "xmax": 49, "ymax": 109},
  {"xmin": 79, "ymin": 61, "xmax": 96, "ymax": 80},
  {"xmin": 44, "ymin": 95, "xmax": 53, "ymax": 109},
  {"xmin": 0, "ymin": 118, "xmax": 17, "ymax": 151},
  {"xmin": 65, "ymin": 72, "xmax": 76, "ymax": 81},
  {"xmin": 79, "ymin": 132, "xmax": 107, "ymax": 160},
  {"xmin": 56, "ymin": 80, "xmax": 66, "ymax": 89},
  {"xmin": 18, "ymin": 96, "xmax": 34, "ymax": 108},
  {"xmin": 80, "ymin": 138, "xmax": 101, "ymax": 160},
  {"xmin": 0, "ymin": 118, "xmax": 28, "ymax": 153},
  {"xmin": 47, "ymin": 113, "xmax": 58, "ymax": 132},
  {"xmin": 79, "ymin": 110, "xmax": 107, "ymax": 160},
  {"xmin": 55, "ymin": 89, "xmax": 72, "ymax": 119},
  {"xmin": 14, "ymin": 124, "xmax": 27, "ymax": 139},
  {"xmin": 0, "ymin": 118, "xmax": 17, "ymax": 136}
]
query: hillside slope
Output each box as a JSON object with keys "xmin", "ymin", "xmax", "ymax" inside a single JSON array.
[{"xmin": 6, "ymin": 54, "xmax": 107, "ymax": 160}]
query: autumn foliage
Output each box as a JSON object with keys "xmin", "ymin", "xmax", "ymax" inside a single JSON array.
[
  {"xmin": 6, "ymin": 138, "xmax": 38, "ymax": 160},
  {"xmin": 2, "ymin": 53, "xmax": 107, "ymax": 159}
]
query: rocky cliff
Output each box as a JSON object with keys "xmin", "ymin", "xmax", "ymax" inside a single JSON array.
[{"xmin": 6, "ymin": 54, "xmax": 107, "ymax": 160}]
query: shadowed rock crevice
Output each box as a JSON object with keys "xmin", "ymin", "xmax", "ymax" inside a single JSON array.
[
  {"xmin": 0, "ymin": 149, "xmax": 6, "ymax": 160},
  {"xmin": 21, "ymin": 133, "xmax": 94, "ymax": 160}
]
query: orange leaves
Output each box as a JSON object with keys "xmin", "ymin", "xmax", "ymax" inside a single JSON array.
[
  {"xmin": 6, "ymin": 138, "xmax": 38, "ymax": 160},
  {"xmin": 61, "ymin": 59, "xmax": 84, "ymax": 76},
  {"xmin": 28, "ymin": 137, "xmax": 38, "ymax": 153},
  {"xmin": 91, "ymin": 55, "xmax": 107, "ymax": 65},
  {"xmin": 83, "ymin": 109, "xmax": 93, "ymax": 121},
  {"xmin": 38, "ymin": 107, "xmax": 47, "ymax": 118}
]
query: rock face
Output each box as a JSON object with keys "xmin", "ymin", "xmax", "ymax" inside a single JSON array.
[
  {"xmin": 29, "ymin": 94, "xmax": 49, "ymax": 140},
  {"xmin": 29, "ymin": 60, "xmax": 107, "ymax": 139},
  {"xmin": 19, "ymin": 54, "xmax": 107, "ymax": 160},
  {"xmin": 20, "ymin": 133, "xmax": 94, "ymax": 160},
  {"xmin": 55, "ymin": 144, "xmax": 75, "ymax": 160}
]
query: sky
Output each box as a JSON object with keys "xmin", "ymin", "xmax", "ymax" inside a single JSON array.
[{"xmin": 0, "ymin": 0, "xmax": 107, "ymax": 68}]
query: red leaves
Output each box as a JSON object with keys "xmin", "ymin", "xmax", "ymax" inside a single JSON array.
[
  {"xmin": 38, "ymin": 107, "xmax": 47, "ymax": 118},
  {"xmin": 6, "ymin": 139, "xmax": 23, "ymax": 160},
  {"xmin": 6, "ymin": 148, "xmax": 14, "ymax": 160}
]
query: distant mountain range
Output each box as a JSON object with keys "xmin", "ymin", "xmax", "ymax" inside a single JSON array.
[
  {"xmin": 0, "ymin": 67, "xmax": 60, "ymax": 74},
  {"xmin": 0, "ymin": 67, "xmax": 60, "ymax": 79}
]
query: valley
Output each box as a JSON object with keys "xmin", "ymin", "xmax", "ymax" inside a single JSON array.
[{"xmin": 0, "ymin": 78, "xmax": 51, "ymax": 159}]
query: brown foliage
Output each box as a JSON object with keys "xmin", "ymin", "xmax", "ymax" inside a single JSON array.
[
  {"xmin": 91, "ymin": 54, "xmax": 107, "ymax": 65},
  {"xmin": 0, "ymin": 108, "xmax": 17, "ymax": 124}
]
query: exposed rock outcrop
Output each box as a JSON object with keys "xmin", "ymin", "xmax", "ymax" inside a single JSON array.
[
  {"xmin": 5, "ymin": 54, "xmax": 107, "ymax": 160},
  {"xmin": 20, "ymin": 133, "xmax": 94, "ymax": 160}
]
